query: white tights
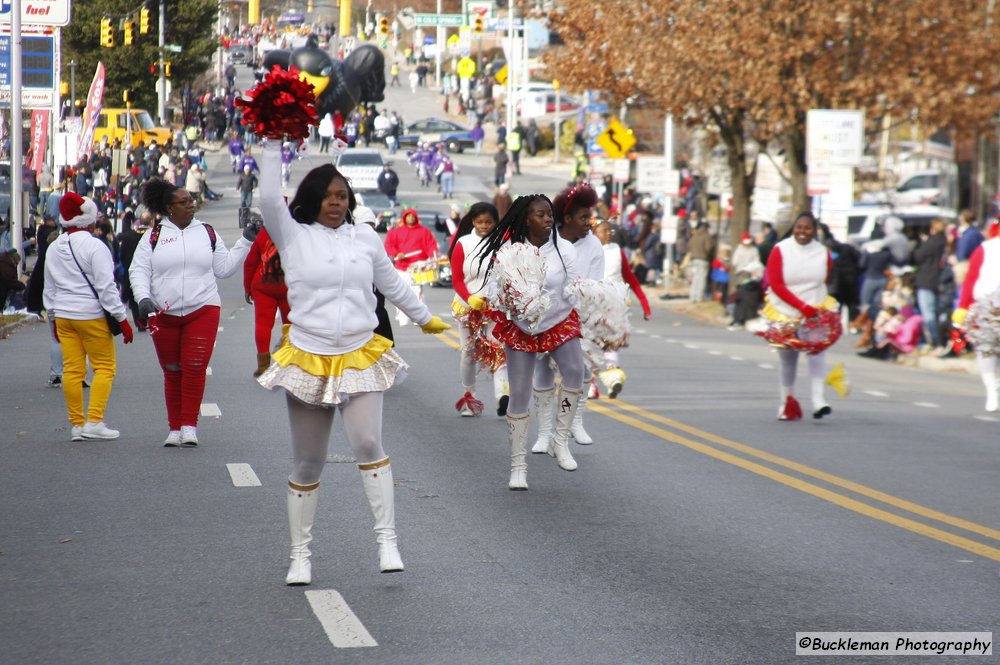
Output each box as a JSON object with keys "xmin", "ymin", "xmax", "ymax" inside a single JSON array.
[
  {"xmin": 778, "ymin": 349, "xmax": 826, "ymax": 396},
  {"xmin": 458, "ymin": 320, "xmax": 508, "ymax": 390},
  {"xmin": 977, "ymin": 352, "xmax": 998, "ymax": 386},
  {"xmin": 285, "ymin": 392, "xmax": 387, "ymax": 486},
  {"xmin": 505, "ymin": 338, "xmax": 585, "ymax": 415}
]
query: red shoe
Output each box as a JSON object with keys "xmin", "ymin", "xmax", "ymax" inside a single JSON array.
[{"xmin": 777, "ymin": 395, "xmax": 802, "ymax": 421}]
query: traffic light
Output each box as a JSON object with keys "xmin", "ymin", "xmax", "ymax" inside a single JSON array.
[
  {"xmin": 139, "ymin": 8, "xmax": 151, "ymax": 34},
  {"xmin": 163, "ymin": 61, "xmax": 172, "ymax": 77},
  {"xmin": 100, "ymin": 18, "xmax": 114, "ymax": 48},
  {"xmin": 473, "ymin": 16, "xmax": 483, "ymax": 35},
  {"xmin": 149, "ymin": 62, "xmax": 159, "ymax": 75},
  {"xmin": 124, "ymin": 20, "xmax": 135, "ymax": 46},
  {"xmin": 379, "ymin": 16, "xmax": 389, "ymax": 36},
  {"xmin": 123, "ymin": 89, "xmax": 134, "ymax": 105}
]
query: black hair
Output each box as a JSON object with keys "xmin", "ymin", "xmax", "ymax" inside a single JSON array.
[
  {"xmin": 140, "ymin": 177, "xmax": 180, "ymax": 217},
  {"xmin": 780, "ymin": 210, "xmax": 819, "ymax": 241},
  {"xmin": 551, "ymin": 183, "xmax": 598, "ymax": 227},
  {"xmin": 475, "ymin": 194, "xmax": 566, "ymax": 284},
  {"xmin": 287, "ymin": 164, "xmax": 357, "ymax": 224},
  {"xmin": 448, "ymin": 202, "xmax": 499, "ymax": 260}
]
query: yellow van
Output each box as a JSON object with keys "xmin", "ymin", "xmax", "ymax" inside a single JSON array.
[{"xmin": 92, "ymin": 108, "xmax": 173, "ymax": 149}]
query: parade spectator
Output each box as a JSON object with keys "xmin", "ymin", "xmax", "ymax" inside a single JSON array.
[
  {"xmin": 0, "ymin": 248, "xmax": 24, "ymax": 310},
  {"xmin": 255, "ymin": 142, "xmax": 449, "ymax": 584},
  {"xmin": 130, "ymin": 178, "xmax": 255, "ymax": 447},
  {"xmin": 43, "ymin": 193, "xmax": 134, "ymax": 441},
  {"xmin": 228, "ymin": 132, "xmax": 245, "ymax": 172},
  {"xmin": 377, "ymin": 163, "xmax": 399, "ymax": 207},
  {"xmin": 471, "ymin": 121, "xmax": 485, "ymax": 156},
  {"xmin": 819, "ymin": 224, "xmax": 861, "ymax": 325},
  {"xmin": 238, "ymin": 164, "xmax": 258, "ymax": 209},
  {"xmin": 507, "ymin": 123, "xmax": 523, "ymax": 175},
  {"xmin": 913, "ymin": 219, "xmax": 948, "ymax": 349},
  {"xmin": 494, "ymin": 142, "xmax": 510, "ymax": 187},
  {"xmin": 686, "ymin": 218, "xmax": 715, "ymax": 302}
]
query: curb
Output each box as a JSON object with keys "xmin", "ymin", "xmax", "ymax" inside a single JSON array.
[{"xmin": 0, "ymin": 314, "xmax": 41, "ymax": 340}]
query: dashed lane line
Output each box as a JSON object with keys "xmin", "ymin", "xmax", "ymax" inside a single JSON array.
[
  {"xmin": 757, "ymin": 363, "xmax": 774, "ymax": 370},
  {"xmin": 201, "ymin": 403, "xmax": 222, "ymax": 417},
  {"xmin": 729, "ymin": 355, "xmax": 744, "ymax": 361},
  {"xmin": 305, "ymin": 590, "xmax": 379, "ymax": 648},
  {"xmin": 974, "ymin": 416, "xmax": 1000, "ymax": 422},
  {"xmin": 226, "ymin": 463, "xmax": 262, "ymax": 487},
  {"xmin": 914, "ymin": 402, "xmax": 941, "ymax": 409},
  {"xmin": 863, "ymin": 390, "xmax": 889, "ymax": 398}
]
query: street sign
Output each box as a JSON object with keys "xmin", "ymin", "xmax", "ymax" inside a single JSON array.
[
  {"xmin": 595, "ymin": 119, "xmax": 635, "ymax": 159},
  {"xmin": 612, "ymin": 158, "xmax": 630, "ymax": 184},
  {"xmin": 806, "ymin": 109, "xmax": 864, "ymax": 167},
  {"xmin": 456, "ymin": 56, "xmax": 476, "ymax": 79},
  {"xmin": 0, "ymin": 0, "xmax": 70, "ymax": 26},
  {"xmin": 493, "ymin": 64, "xmax": 508, "ymax": 85},
  {"xmin": 635, "ymin": 156, "xmax": 679, "ymax": 196},
  {"xmin": 485, "ymin": 17, "xmax": 524, "ymax": 31},
  {"xmin": 414, "ymin": 13, "xmax": 464, "ymax": 27}
]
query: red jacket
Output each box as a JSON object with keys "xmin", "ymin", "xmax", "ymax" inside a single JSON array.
[
  {"xmin": 243, "ymin": 227, "xmax": 286, "ymax": 295},
  {"xmin": 384, "ymin": 210, "xmax": 439, "ymax": 270}
]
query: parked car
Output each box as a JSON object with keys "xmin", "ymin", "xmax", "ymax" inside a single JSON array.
[
  {"xmin": 841, "ymin": 203, "xmax": 957, "ymax": 246},
  {"xmin": 397, "ymin": 118, "xmax": 475, "ymax": 153},
  {"xmin": 227, "ymin": 46, "xmax": 252, "ymax": 65},
  {"xmin": 859, "ymin": 170, "xmax": 947, "ymax": 207},
  {"xmin": 335, "ymin": 148, "xmax": 384, "ymax": 191}
]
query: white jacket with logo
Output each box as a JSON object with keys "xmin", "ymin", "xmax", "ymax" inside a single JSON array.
[
  {"xmin": 129, "ymin": 219, "xmax": 250, "ymax": 317},
  {"xmin": 43, "ymin": 231, "xmax": 127, "ymax": 321}
]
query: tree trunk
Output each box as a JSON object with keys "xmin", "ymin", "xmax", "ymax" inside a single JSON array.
[
  {"xmin": 783, "ymin": 126, "xmax": 810, "ymax": 228},
  {"xmin": 712, "ymin": 109, "xmax": 755, "ymax": 247}
]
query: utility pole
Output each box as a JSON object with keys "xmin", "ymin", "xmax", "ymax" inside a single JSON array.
[
  {"xmin": 69, "ymin": 59, "xmax": 77, "ymax": 116},
  {"xmin": 158, "ymin": 0, "xmax": 167, "ymax": 125}
]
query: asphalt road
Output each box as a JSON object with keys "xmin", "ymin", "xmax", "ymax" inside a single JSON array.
[{"xmin": 2, "ymin": 64, "xmax": 999, "ymax": 665}]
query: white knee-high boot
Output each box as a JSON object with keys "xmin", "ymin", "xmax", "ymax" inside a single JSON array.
[
  {"xmin": 531, "ymin": 387, "xmax": 556, "ymax": 454},
  {"xmin": 550, "ymin": 388, "xmax": 580, "ymax": 471},
  {"xmin": 286, "ymin": 481, "xmax": 320, "ymax": 585},
  {"xmin": 358, "ymin": 458, "xmax": 404, "ymax": 572},
  {"xmin": 570, "ymin": 391, "xmax": 593, "ymax": 444},
  {"xmin": 507, "ymin": 413, "xmax": 530, "ymax": 490},
  {"xmin": 983, "ymin": 371, "xmax": 999, "ymax": 412}
]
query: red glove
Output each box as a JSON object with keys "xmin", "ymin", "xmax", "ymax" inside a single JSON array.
[
  {"xmin": 121, "ymin": 320, "xmax": 134, "ymax": 344},
  {"xmin": 800, "ymin": 305, "xmax": 819, "ymax": 319}
]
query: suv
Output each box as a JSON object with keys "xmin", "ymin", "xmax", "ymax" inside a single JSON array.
[
  {"xmin": 840, "ymin": 203, "xmax": 957, "ymax": 245},
  {"xmin": 335, "ymin": 149, "xmax": 384, "ymax": 191}
]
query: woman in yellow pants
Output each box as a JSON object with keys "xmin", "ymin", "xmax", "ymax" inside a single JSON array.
[{"xmin": 43, "ymin": 193, "xmax": 134, "ymax": 440}]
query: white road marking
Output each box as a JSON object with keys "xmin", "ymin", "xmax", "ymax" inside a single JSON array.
[
  {"xmin": 228, "ymin": 314, "xmax": 237, "ymax": 320},
  {"xmin": 305, "ymin": 590, "xmax": 379, "ymax": 648},
  {"xmin": 974, "ymin": 415, "xmax": 999, "ymax": 422},
  {"xmin": 635, "ymin": 328, "xmax": 647, "ymax": 334},
  {"xmin": 683, "ymin": 343, "xmax": 701, "ymax": 350},
  {"xmin": 206, "ymin": 367, "xmax": 213, "ymax": 376},
  {"xmin": 863, "ymin": 390, "xmax": 889, "ymax": 398},
  {"xmin": 708, "ymin": 350, "xmax": 722, "ymax": 356},
  {"xmin": 666, "ymin": 338, "xmax": 678, "ymax": 344},
  {"xmin": 201, "ymin": 403, "xmax": 222, "ymax": 417},
  {"xmin": 757, "ymin": 363, "xmax": 774, "ymax": 370},
  {"xmin": 650, "ymin": 334, "xmax": 661, "ymax": 339},
  {"xmin": 226, "ymin": 463, "xmax": 262, "ymax": 487},
  {"xmin": 913, "ymin": 401, "xmax": 940, "ymax": 409},
  {"xmin": 729, "ymin": 355, "xmax": 744, "ymax": 361}
]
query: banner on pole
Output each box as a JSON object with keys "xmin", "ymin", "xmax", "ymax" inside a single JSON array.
[
  {"xmin": 77, "ymin": 62, "xmax": 106, "ymax": 160},
  {"xmin": 28, "ymin": 109, "xmax": 49, "ymax": 173}
]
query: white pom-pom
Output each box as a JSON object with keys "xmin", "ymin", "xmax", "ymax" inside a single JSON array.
[
  {"xmin": 489, "ymin": 243, "xmax": 551, "ymax": 333},
  {"xmin": 570, "ymin": 278, "xmax": 631, "ymax": 350}
]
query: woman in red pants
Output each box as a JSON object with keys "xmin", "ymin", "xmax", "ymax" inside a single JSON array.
[
  {"xmin": 130, "ymin": 178, "xmax": 256, "ymax": 446},
  {"xmin": 243, "ymin": 226, "xmax": 290, "ymax": 376}
]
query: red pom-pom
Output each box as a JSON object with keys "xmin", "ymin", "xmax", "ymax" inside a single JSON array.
[{"xmin": 236, "ymin": 65, "xmax": 319, "ymax": 141}]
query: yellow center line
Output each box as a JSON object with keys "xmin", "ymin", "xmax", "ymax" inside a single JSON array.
[
  {"xmin": 597, "ymin": 399, "xmax": 1000, "ymax": 543},
  {"xmin": 588, "ymin": 401, "xmax": 1000, "ymax": 562}
]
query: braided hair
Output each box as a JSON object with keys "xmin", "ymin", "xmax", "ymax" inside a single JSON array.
[
  {"xmin": 140, "ymin": 178, "xmax": 181, "ymax": 218},
  {"xmin": 447, "ymin": 201, "xmax": 499, "ymax": 260},
  {"xmin": 475, "ymin": 194, "xmax": 567, "ymax": 284}
]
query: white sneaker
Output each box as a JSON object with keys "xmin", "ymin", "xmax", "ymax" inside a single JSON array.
[
  {"xmin": 163, "ymin": 430, "xmax": 182, "ymax": 447},
  {"xmin": 180, "ymin": 426, "xmax": 199, "ymax": 446},
  {"xmin": 70, "ymin": 425, "xmax": 84, "ymax": 441},
  {"xmin": 81, "ymin": 421, "xmax": 120, "ymax": 440}
]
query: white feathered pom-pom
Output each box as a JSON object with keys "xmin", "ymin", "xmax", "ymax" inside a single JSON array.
[
  {"xmin": 570, "ymin": 278, "xmax": 632, "ymax": 350},
  {"xmin": 490, "ymin": 243, "xmax": 551, "ymax": 333}
]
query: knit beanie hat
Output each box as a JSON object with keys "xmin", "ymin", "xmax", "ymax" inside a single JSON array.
[{"xmin": 59, "ymin": 192, "xmax": 98, "ymax": 228}]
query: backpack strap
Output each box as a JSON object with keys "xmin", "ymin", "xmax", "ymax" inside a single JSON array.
[
  {"xmin": 149, "ymin": 222, "xmax": 162, "ymax": 251},
  {"xmin": 203, "ymin": 223, "xmax": 217, "ymax": 251}
]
